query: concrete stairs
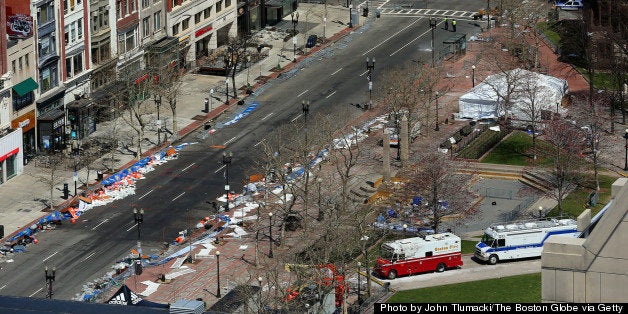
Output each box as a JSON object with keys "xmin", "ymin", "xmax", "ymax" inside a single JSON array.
[
  {"xmin": 521, "ymin": 170, "xmax": 555, "ymax": 193},
  {"xmin": 348, "ymin": 175, "xmax": 383, "ymax": 204},
  {"xmin": 458, "ymin": 162, "xmax": 555, "ymax": 194}
]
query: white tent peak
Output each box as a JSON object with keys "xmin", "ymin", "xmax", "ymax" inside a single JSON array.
[{"xmin": 458, "ymin": 68, "xmax": 569, "ymax": 121}]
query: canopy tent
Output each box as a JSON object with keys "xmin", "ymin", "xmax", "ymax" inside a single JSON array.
[
  {"xmin": 458, "ymin": 68, "xmax": 568, "ymax": 121},
  {"xmin": 106, "ymin": 285, "xmax": 169, "ymax": 308}
]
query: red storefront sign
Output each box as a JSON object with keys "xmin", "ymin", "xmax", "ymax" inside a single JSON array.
[
  {"xmin": 0, "ymin": 148, "xmax": 19, "ymax": 163},
  {"xmin": 195, "ymin": 25, "xmax": 213, "ymax": 38}
]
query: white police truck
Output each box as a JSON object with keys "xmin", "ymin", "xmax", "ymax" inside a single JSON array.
[{"xmin": 474, "ymin": 218, "xmax": 578, "ymax": 265}]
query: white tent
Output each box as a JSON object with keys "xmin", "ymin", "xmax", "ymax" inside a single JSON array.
[{"xmin": 458, "ymin": 68, "xmax": 568, "ymax": 121}]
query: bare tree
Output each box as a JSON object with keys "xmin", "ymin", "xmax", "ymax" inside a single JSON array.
[
  {"xmin": 31, "ymin": 154, "xmax": 67, "ymax": 210},
  {"xmin": 113, "ymin": 75, "xmax": 155, "ymax": 159},
  {"xmin": 394, "ymin": 146, "xmax": 474, "ymax": 233},
  {"xmin": 536, "ymin": 119, "xmax": 585, "ymax": 216},
  {"xmin": 224, "ymin": 35, "xmax": 260, "ymax": 100},
  {"xmin": 150, "ymin": 54, "xmax": 183, "ymax": 141}
]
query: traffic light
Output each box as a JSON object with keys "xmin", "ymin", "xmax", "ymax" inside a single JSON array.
[
  {"xmin": 135, "ymin": 260, "xmax": 143, "ymax": 275},
  {"xmin": 63, "ymin": 183, "xmax": 69, "ymax": 199},
  {"xmin": 363, "ymin": 7, "xmax": 368, "ymax": 17}
]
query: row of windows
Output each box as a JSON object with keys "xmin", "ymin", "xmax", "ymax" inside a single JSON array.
[
  {"xmin": 11, "ymin": 54, "xmax": 31, "ymax": 74},
  {"xmin": 141, "ymin": 11, "xmax": 162, "ymax": 38},
  {"xmin": 64, "ymin": 19, "xmax": 84, "ymax": 46},
  {"xmin": 37, "ymin": 2, "xmax": 56, "ymax": 26},
  {"xmin": 118, "ymin": 28, "xmax": 138, "ymax": 54},
  {"xmin": 172, "ymin": 1, "xmax": 231, "ymax": 36},
  {"xmin": 65, "ymin": 53, "xmax": 84, "ymax": 79},
  {"xmin": 117, "ymin": 0, "xmax": 137, "ymax": 19},
  {"xmin": 92, "ymin": 8, "xmax": 110, "ymax": 33},
  {"xmin": 63, "ymin": 0, "xmax": 83, "ymax": 15}
]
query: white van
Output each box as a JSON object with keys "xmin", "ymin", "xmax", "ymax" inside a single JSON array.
[{"xmin": 555, "ymin": 0, "xmax": 583, "ymax": 10}]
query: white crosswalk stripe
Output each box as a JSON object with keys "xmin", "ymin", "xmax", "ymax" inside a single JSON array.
[{"xmin": 379, "ymin": 8, "xmax": 476, "ymax": 18}]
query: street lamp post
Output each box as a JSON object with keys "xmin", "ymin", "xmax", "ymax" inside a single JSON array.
[
  {"xmin": 471, "ymin": 65, "xmax": 476, "ymax": 88},
  {"xmin": 155, "ymin": 95, "xmax": 162, "ymax": 144},
  {"xmin": 623, "ymin": 129, "xmax": 628, "ymax": 171},
  {"xmin": 538, "ymin": 206, "xmax": 543, "ymax": 219},
  {"xmin": 486, "ymin": 0, "xmax": 491, "ymax": 30},
  {"xmin": 366, "ymin": 57, "xmax": 375, "ymax": 109},
  {"xmin": 357, "ymin": 261, "xmax": 362, "ymax": 305},
  {"xmin": 73, "ymin": 149, "xmax": 79, "ymax": 196},
  {"xmin": 434, "ymin": 91, "xmax": 440, "ymax": 131},
  {"xmin": 216, "ymin": 250, "xmax": 221, "ymax": 298},
  {"xmin": 317, "ymin": 178, "xmax": 323, "ymax": 221},
  {"xmin": 45, "ymin": 266, "xmax": 56, "ymax": 299},
  {"xmin": 268, "ymin": 212, "xmax": 274, "ymax": 258},
  {"xmin": 257, "ymin": 276, "xmax": 263, "ymax": 311},
  {"xmin": 222, "ymin": 152, "xmax": 233, "ymax": 212},
  {"xmin": 302, "ymin": 100, "xmax": 310, "ymax": 220},
  {"xmin": 291, "ymin": 12, "xmax": 299, "ymax": 62},
  {"xmin": 429, "ymin": 18, "xmax": 437, "ymax": 67},
  {"xmin": 349, "ymin": 1, "xmax": 353, "ymax": 28},
  {"xmin": 225, "ymin": 78, "xmax": 230, "ymax": 105},
  {"xmin": 133, "ymin": 208, "xmax": 144, "ymax": 240}
]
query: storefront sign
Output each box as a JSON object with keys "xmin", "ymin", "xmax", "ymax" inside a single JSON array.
[
  {"xmin": 11, "ymin": 110, "xmax": 35, "ymax": 133},
  {"xmin": 53, "ymin": 117, "xmax": 65, "ymax": 130},
  {"xmin": 195, "ymin": 25, "xmax": 213, "ymax": 38},
  {"xmin": 0, "ymin": 148, "xmax": 19, "ymax": 163},
  {"xmin": 6, "ymin": 14, "xmax": 33, "ymax": 38}
]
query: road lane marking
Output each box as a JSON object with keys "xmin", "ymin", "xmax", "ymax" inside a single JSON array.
[
  {"xmin": 291, "ymin": 114, "xmax": 303, "ymax": 122},
  {"xmin": 359, "ymin": 70, "xmax": 369, "ymax": 77},
  {"xmin": 29, "ymin": 287, "xmax": 42, "ymax": 297},
  {"xmin": 138, "ymin": 189, "xmax": 153, "ymax": 200},
  {"xmin": 173, "ymin": 192, "xmax": 186, "ymax": 201},
  {"xmin": 325, "ymin": 91, "xmax": 337, "ymax": 99},
  {"xmin": 82, "ymin": 252, "xmax": 97, "ymax": 262},
  {"xmin": 91, "ymin": 219, "xmax": 109, "ymax": 230},
  {"xmin": 223, "ymin": 137, "xmax": 236, "ymax": 145},
  {"xmin": 0, "ymin": 285, "xmax": 6, "ymax": 290},
  {"xmin": 254, "ymin": 139, "xmax": 266, "ymax": 147},
  {"xmin": 330, "ymin": 68, "xmax": 343, "ymax": 76},
  {"xmin": 362, "ymin": 18, "xmax": 421, "ymax": 56},
  {"xmin": 261, "ymin": 113, "xmax": 274, "ymax": 121},
  {"xmin": 215, "ymin": 165, "xmax": 226, "ymax": 173},
  {"xmin": 297, "ymin": 90, "xmax": 309, "ymax": 98},
  {"xmin": 389, "ymin": 26, "xmax": 432, "ymax": 56},
  {"xmin": 182, "ymin": 162, "xmax": 196, "ymax": 172},
  {"xmin": 42, "ymin": 252, "xmax": 58, "ymax": 262},
  {"xmin": 127, "ymin": 223, "xmax": 138, "ymax": 232}
]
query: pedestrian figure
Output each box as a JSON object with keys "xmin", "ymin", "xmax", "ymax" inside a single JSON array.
[
  {"xmin": 444, "ymin": 17, "xmax": 449, "ymax": 30},
  {"xmin": 452, "ymin": 19, "xmax": 457, "ymax": 32}
]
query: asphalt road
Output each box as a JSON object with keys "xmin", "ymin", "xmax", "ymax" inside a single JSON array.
[{"xmin": 0, "ymin": 8, "xmax": 485, "ymax": 300}]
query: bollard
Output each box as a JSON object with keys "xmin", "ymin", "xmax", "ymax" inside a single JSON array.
[{"xmin": 63, "ymin": 183, "xmax": 69, "ymax": 199}]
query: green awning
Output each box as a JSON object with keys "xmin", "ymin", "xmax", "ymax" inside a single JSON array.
[{"xmin": 12, "ymin": 78, "xmax": 39, "ymax": 97}]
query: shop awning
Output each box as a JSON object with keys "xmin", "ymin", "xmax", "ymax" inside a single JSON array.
[{"xmin": 12, "ymin": 78, "xmax": 39, "ymax": 97}]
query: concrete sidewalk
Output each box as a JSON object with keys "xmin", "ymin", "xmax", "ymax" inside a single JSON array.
[{"xmin": 0, "ymin": 3, "xmax": 358, "ymax": 245}]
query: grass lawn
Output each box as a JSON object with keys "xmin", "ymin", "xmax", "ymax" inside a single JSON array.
[
  {"xmin": 387, "ymin": 273, "xmax": 541, "ymax": 303},
  {"xmin": 461, "ymin": 240, "xmax": 478, "ymax": 254},
  {"xmin": 548, "ymin": 174, "xmax": 618, "ymax": 218},
  {"xmin": 538, "ymin": 21, "xmax": 560, "ymax": 47},
  {"xmin": 481, "ymin": 131, "xmax": 535, "ymax": 165}
]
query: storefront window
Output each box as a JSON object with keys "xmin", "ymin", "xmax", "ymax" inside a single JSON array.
[{"xmin": 6, "ymin": 155, "xmax": 16, "ymax": 179}]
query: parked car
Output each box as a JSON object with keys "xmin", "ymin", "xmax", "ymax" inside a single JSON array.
[{"xmin": 554, "ymin": 0, "xmax": 583, "ymax": 10}]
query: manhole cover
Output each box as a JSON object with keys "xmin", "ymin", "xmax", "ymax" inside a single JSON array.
[{"xmin": 192, "ymin": 115, "xmax": 206, "ymax": 121}]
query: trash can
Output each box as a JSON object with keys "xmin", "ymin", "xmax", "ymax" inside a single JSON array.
[
  {"xmin": 0, "ymin": 225, "xmax": 4, "ymax": 239},
  {"xmin": 306, "ymin": 35, "xmax": 317, "ymax": 48},
  {"xmin": 97, "ymin": 171, "xmax": 104, "ymax": 181}
]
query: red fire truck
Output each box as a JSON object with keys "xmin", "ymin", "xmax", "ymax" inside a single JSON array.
[{"xmin": 373, "ymin": 232, "xmax": 463, "ymax": 279}]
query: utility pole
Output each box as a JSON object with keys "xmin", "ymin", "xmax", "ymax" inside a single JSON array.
[{"xmin": 429, "ymin": 18, "xmax": 437, "ymax": 67}]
